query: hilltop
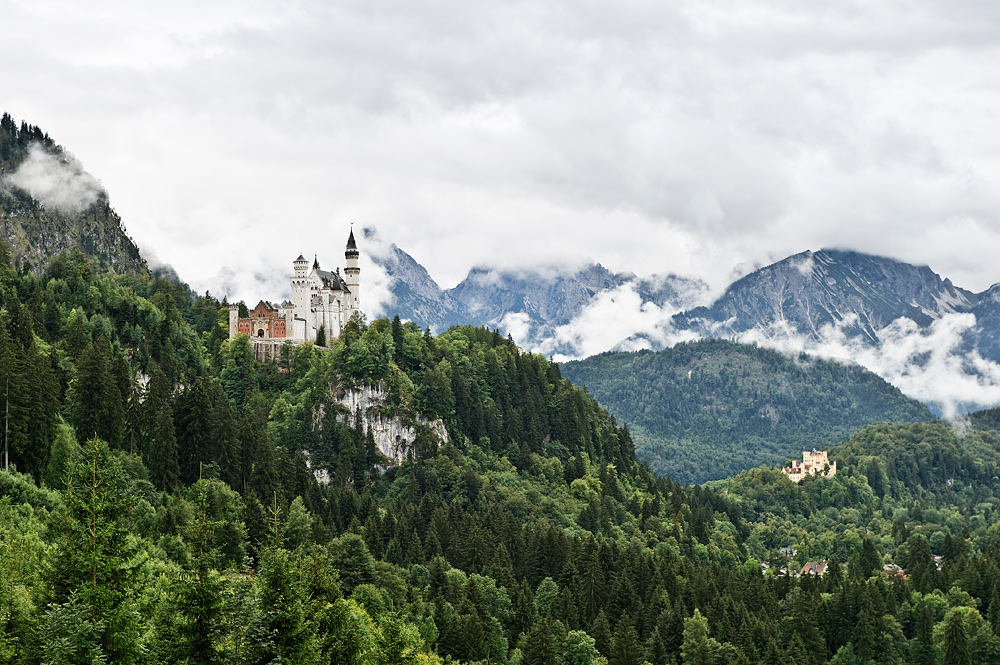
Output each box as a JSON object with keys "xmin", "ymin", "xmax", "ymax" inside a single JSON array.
[
  {"xmin": 560, "ymin": 339, "xmax": 934, "ymax": 483},
  {"xmin": 0, "ymin": 113, "xmax": 146, "ymax": 275}
]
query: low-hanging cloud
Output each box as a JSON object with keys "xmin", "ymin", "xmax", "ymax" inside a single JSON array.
[
  {"xmin": 359, "ymin": 252, "xmax": 394, "ymax": 319},
  {"xmin": 3, "ymin": 144, "xmax": 104, "ymax": 214},
  {"xmin": 531, "ymin": 281, "xmax": 703, "ymax": 361},
  {"xmin": 530, "ymin": 285, "xmax": 1000, "ymax": 416},
  {"xmin": 198, "ymin": 264, "xmax": 291, "ymax": 306},
  {"xmin": 733, "ymin": 312, "xmax": 1000, "ymax": 417}
]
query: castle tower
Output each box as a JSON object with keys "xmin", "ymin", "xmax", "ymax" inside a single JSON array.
[
  {"xmin": 228, "ymin": 304, "xmax": 239, "ymax": 338},
  {"xmin": 290, "ymin": 254, "xmax": 311, "ymax": 337},
  {"xmin": 344, "ymin": 227, "xmax": 360, "ymax": 313},
  {"xmin": 293, "ymin": 254, "xmax": 309, "ymax": 278}
]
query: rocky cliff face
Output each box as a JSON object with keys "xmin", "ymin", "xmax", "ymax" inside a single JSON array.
[
  {"xmin": 965, "ymin": 282, "xmax": 1000, "ymax": 363},
  {"xmin": 336, "ymin": 383, "xmax": 449, "ymax": 466},
  {"xmin": 0, "ymin": 113, "xmax": 147, "ymax": 275},
  {"xmin": 368, "ymin": 238, "xmax": 470, "ymax": 331},
  {"xmin": 673, "ymin": 249, "xmax": 975, "ymax": 342}
]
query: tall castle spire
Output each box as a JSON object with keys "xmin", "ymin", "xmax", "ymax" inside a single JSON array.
[{"xmin": 344, "ymin": 226, "xmax": 360, "ymax": 311}]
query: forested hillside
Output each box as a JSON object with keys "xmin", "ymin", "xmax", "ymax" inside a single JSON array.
[
  {"xmin": 560, "ymin": 340, "xmax": 933, "ymax": 483},
  {"xmin": 5, "ymin": 243, "xmax": 1000, "ymax": 664},
  {"xmin": 0, "ymin": 114, "xmax": 147, "ymax": 275}
]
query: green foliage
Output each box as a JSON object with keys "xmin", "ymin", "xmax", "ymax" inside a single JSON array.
[
  {"xmin": 561, "ymin": 339, "xmax": 932, "ymax": 482},
  {"xmin": 682, "ymin": 609, "xmax": 721, "ymax": 665},
  {"xmin": 15, "ymin": 235, "xmax": 1000, "ymax": 664},
  {"xmin": 47, "ymin": 437, "xmax": 140, "ymax": 663},
  {"xmin": 44, "ymin": 422, "xmax": 80, "ymax": 490},
  {"xmin": 254, "ymin": 545, "xmax": 321, "ymax": 665}
]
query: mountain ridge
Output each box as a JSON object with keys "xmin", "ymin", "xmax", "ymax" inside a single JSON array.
[
  {"xmin": 559, "ymin": 338, "xmax": 934, "ymax": 483},
  {"xmin": 0, "ymin": 113, "xmax": 147, "ymax": 276},
  {"xmin": 672, "ymin": 248, "xmax": 979, "ymax": 343}
]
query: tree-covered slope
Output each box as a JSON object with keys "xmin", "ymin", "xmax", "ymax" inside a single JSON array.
[
  {"xmin": 10, "ymin": 241, "xmax": 1000, "ymax": 663},
  {"xmin": 0, "ymin": 242, "xmax": 754, "ymax": 663},
  {"xmin": 0, "ymin": 113, "xmax": 147, "ymax": 275},
  {"xmin": 560, "ymin": 339, "xmax": 934, "ymax": 483}
]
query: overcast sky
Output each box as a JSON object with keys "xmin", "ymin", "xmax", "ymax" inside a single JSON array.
[{"xmin": 5, "ymin": 0, "xmax": 1000, "ymax": 300}]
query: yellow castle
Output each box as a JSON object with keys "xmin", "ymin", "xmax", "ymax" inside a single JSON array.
[{"xmin": 782, "ymin": 449, "xmax": 836, "ymax": 483}]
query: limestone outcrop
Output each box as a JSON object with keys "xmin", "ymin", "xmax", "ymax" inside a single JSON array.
[{"xmin": 336, "ymin": 383, "xmax": 449, "ymax": 466}]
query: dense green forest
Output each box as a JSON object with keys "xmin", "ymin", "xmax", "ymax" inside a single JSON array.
[
  {"xmin": 560, "ymin": 341, "xmax": 933, "ymax": 483},
  {"xmin": 5, "ymin": 239, "xmax": 1000, "ymax": 664}
]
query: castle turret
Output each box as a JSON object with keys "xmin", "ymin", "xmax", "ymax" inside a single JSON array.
[
  {"xmin": 229, "ymin": 304, "xmax": 239, "ymax": 338},
  {"xmin": 290, "ymin": 254, "xmax": 311, "ymax": 336},
  {"xmin": 344, "ymin": 227, "xmax": 360, "ymax": 312},
  {"xmin": 293, "ymin": 254, "xmax": 309, "ymax": 278}
]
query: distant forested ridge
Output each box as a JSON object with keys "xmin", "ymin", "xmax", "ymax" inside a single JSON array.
[{"xmin": 560, "ymin": 339, "xmax": 933, "ymax": 483}]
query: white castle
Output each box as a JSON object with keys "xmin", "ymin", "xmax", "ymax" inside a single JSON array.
[{"xmin": 228, "ymin": 229, "xmax": 361, "ymax": 345}]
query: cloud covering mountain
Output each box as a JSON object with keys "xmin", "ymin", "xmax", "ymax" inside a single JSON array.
[{"xmin": 374, "ymin": 242, "xmax": 1000, "ymax": 416}]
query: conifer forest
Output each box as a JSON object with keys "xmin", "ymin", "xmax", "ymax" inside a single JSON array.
[
  {"xmin": 7, "ymin": 244, "xmax": 1000, "ymax": 665},
  {"xmin": 5, "ymin": 116, "xmax": 1000, "ymax": 665}
]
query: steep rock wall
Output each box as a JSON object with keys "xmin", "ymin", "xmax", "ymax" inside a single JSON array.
[{"xmin": 336, "ymin": 383, "xmax": 449, "ymax": 465}]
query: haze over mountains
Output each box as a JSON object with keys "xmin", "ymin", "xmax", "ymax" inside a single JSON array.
[
  {"xmin": 367, "ymin": 235, "xmax": 1000, "ymax": 416},
  {"xmin": 3, "ymin": 108, "xmax": 999, "ymax": 418}
]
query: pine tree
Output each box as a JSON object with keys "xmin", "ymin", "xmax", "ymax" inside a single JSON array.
[
  {"xmin": 591, "ymin": 611, "xmax": 612, "ymax": 657},
  {"xmin": 250, "ymin": 434, "xmax": 279, "ymax": 503},
  {"xmin": 68, "ymin": 337, "xmax": 125, "ymax": 449},
  {"xmin": 944, "ymin": 608, "xmax": 972, "ymax": 665},
  {"xmin": 610, "ymin": 614, "xmax": 644, "ymax": 665},
  {"xmin": 785, "ymin": 586, "xmax": 825, "ymax": 665},
  {"xmin": 154, "ymin": 475, "xmax": 227, "ymax": 663},
  {"xmin": 909, "ymin": 599, "xmax": 936, "ymax": 665},
  {"xmin": 681, "ymin": 609, "xmax": 720, "ymax": 665},
  {"xmin": 253, "ymin": 499, "xmax": 321, "ymax": 665},
  {"xmin": 523, "ymin": 619, "xmax": 557, "ymax": 665},
  {"xmin": 148, "ymin": 401, "xmax": 180, "ymax": 492},
  {"xmin": 44, "ymin": 423, "xmax": 80, "ymax": 490},
  {"xmin": 175, "ymin": 376, "xmax": 218, "ymax": 484},
  {"xmin": 46, "ymin": 437, "xmax": 140, "ymax": 663},
  {"xmin": 852, "ymin": 586, "xmax": 879, "ymax": 664},
  {"xmin": 0, "ymin": 319, "xmax": 60, "ymax": 477}
]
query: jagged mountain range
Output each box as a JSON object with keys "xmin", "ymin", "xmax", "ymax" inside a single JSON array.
[
  {"xmin": 374, "ymin": 240, "xmax": 1000, "ymax": 414},
  {"xmin": 673, "ymin": 249, "xmax": 977, "ymax": 342},
  {"xmin": 369, "ymin": 233, "xmax": 710, "ymax": 355},
  {"xmin": 376, "ymin": 242, "xmax": 999, "ymax": 354}
]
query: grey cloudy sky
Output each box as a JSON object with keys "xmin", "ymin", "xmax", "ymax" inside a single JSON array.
[{"xmin": 5, "ymin": 0, "xmax": 1000, "ymax": 301}]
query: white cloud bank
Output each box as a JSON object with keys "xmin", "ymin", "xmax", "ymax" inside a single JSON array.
[
  {"xmin": 3, "ymin": 144, "xmax": 104, "ymax": 214},
  {"xmin": 537, "ymin": 282, "xmax": 701, "ymax": 360},
  {"xmin": 736, "ymin": 313, "xmax": 1000, "ymax": 417},
  {"xmin": 7, "ymin": 0, "xmax": 1000, "ymax": 296},
  {"xmin": 541, "ymin": 296, "xmax": 1000, "ymax": 416}
]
